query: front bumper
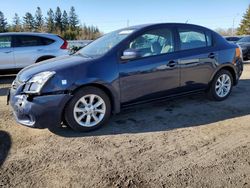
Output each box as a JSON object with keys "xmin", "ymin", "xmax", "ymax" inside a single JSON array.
[{"xmin": 9, "ymin": 88, "xmax": 72, "ymax": 129}]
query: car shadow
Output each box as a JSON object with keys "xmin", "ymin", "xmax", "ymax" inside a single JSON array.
[
  {"xmin": 0, "ymin": 131, "xmax": 12, "ymax": 167},
  {"xmin": 49, "ymin": 79, "xmax": 250, "ymax": 137},
  {"xmin": 0, "ymin": 76, "xmax": 15, "ymax": 97}
]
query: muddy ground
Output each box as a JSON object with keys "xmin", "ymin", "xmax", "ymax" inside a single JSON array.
[{"xmin": 0, "ymin": 65, "xmax": 250, "ymax": 187}]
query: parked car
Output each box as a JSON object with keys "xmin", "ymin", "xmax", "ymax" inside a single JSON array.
[
  {"xmin": 0, "ymin": 32, "xmax": 69, "ymax": 74},
  {"xmin": 68, "ymin": 40, "xmax": 92, "ymax": 54},
  {"xmin": 237, "ymin": 36, "xmax": 250, "ymax": 61},
  {"xmin": 8, "ymin": 23, "xmax": 243, "ymax": 132},
  {"xmin": 224, "ymin": 36, "xmax": 242, "ymax": 43}
]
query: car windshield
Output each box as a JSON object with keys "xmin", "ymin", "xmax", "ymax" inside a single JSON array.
[
  {"xmin": 77, "ymin": 29, "xmax": 134, "ymax": 58},
  {"xmin": 238, "ymin": 36, "xmax": 250, "ymax": 42}
]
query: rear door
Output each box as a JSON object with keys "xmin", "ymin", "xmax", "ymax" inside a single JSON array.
[
  {"xmin": 0, "ymin": 35, "xmax": 15, "ymax": 70},
  {"xmin": 13, "ymin": 35, "xmax": 48, "ymax": 68},
  {"xmin": 176, "ymin": 27, "xmax": 217, "ymax": 91}
]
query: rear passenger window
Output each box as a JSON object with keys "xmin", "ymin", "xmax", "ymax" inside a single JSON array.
[
  {"xmin": 16, "ymin": 36, "xmax": 42, "ymax": 47},
  {"xmin": 178, "ymin": 29, "xmax": 211, "ymax": 50},
  {"xmin": 0, "ymin": 36, "xmax": 11, "ymax": 48},
  {"xmin": 41, "ymin": 37, "xmax": 54, "ymax": 45},
  {"xmin": 15, "ymin": 36, "xmax": 54, "ymax": 47}
]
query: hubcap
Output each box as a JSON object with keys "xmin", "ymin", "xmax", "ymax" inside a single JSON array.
[
  {"xmin": 215, "ymin": 74, "xmax": 231, "ymax": 98},
  {"xmin": 73, "ymin": 94, "xmax": 106, "ymax": 127}
]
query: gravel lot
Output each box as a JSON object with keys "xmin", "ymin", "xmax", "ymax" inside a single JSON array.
[{"xmin": 0, "ymin": 65, "xmax": 250, "ymax": 187}]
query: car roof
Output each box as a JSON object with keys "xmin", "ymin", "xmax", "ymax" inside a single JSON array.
[
  {"xmin": 0, "ymin": 32, "xmax": 58, "ymax": 37},
  {"xmin": 121, "ymin": 23, "xmax": 213, "ymax": 32}
]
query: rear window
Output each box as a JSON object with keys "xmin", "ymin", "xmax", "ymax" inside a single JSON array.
[
  {"xmin": 226, "ymin": 37, "xmax": 240, "ymax": 41},
  {"xmin": 178, "ymin": 29, "xmax": 212, "ymax": 50},
  {"xmin": 15, "ymin": 35, "xmax": 54, "ymax": 47},
  {"xmin": 238, "ymin": 36, "xmax": 250, "ymax": 43},
  {"xmin": 0, "ymin": 36, "xmax": 11, "ymax": 48}
]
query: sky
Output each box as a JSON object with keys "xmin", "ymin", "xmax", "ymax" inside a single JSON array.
[{"xmin": 1, "ymin": 0, "xmax": 249, "ymax": 33}]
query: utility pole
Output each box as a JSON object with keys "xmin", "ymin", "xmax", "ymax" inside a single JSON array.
[{"xmin": 232, "ymin": 13, "xmax": 239, "ymax": 36}]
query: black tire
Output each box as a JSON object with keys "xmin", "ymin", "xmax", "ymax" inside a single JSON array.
[
  {"xmin": 64, "ymin": 86, "xmax": 111, "ymax": 132},
  {"xmin": 207, "ymin": 69, "xmax": 233, "ymax": 101}
]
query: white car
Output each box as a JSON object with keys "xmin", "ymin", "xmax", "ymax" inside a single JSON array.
[{"xmin": 0, "ymin": 32, "xmax": 69, "ymax": 73}]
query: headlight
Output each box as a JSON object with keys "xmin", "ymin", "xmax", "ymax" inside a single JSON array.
[{"xmin": 23, "ymin": 71, "xmax": 55, "ymax": 94}]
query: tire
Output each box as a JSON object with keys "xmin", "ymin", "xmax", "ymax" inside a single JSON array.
[
  {"xmin": 64, "ymin": 86, "xmax": 111, "ymax": 132},
  {"xmin": 207, "ymin": 69, "xmax": 233, "ymax": 101}
]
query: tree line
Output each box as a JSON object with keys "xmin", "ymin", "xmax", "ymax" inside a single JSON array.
[
  {"xmin": 0, "ymin": 6, "xmax": 102, "ymax": 40},
  {"xmin": 237, "ymin": 4, "xmax": 250, "ymax": 35},
  {"xmin": 215, "ymin": 5, "xmax": 250, "ymax": 36}
]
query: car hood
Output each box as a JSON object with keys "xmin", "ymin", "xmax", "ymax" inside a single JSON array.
[{"xmin": 17, "ymin": 55, "xmax": 92, "ymax": 82}]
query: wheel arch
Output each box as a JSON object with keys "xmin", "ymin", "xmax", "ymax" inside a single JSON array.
[
  {"xmin": 69, "ymin": 83, "xmax": 120, "ymax": 114},
  {"xmin": 210, "ymin": 64, "xmax": 237, "ymax": 86},
  {"xmin": 35, "ymin": 55, "xmax": 56, "ymax": 63}
]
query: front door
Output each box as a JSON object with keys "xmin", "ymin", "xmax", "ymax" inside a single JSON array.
[{"xmin": 119, "ymin": 27, "xmax": 180, "ymax": 104}]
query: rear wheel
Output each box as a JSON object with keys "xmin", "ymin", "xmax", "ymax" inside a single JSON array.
[
  {"xmin": 64, "ymin": 87, "xmax": 111, "ymax": 132},
  {"xmin": 207, "ymin": 70, "xmax": 233, "ymax": 101}
]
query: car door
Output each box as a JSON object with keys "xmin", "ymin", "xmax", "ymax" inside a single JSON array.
[
  {"xmin": 13, "ymin": 35, "xmax": 44, "ymax": 68},
  {"xmin": 175, "ymin": 27, "xmax": 217, "ymax": 91},
  {"xmin": 0, "ymin": 35, "xmax": 15, "ymax": 70},
  {"xmin": 119, "ymin": 27, "xmax": 180, "ymax": 104}
]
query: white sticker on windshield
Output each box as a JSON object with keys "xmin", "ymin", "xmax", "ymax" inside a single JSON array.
[
  {"xmin": 119, "ymin": 30, "xmax": 134, "ymax": 35},
  {"xmin": 62, "ymin": 80, "xmax": 67, "ymax": 85}
]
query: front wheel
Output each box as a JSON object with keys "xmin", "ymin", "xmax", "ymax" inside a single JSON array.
[
  {"xmin": 64, "ymin": 87, "xmax": 111, "ymax": 132},
  {"xmin": 207, "ymin": 70, "xmax": 233, "ymax": 101}
]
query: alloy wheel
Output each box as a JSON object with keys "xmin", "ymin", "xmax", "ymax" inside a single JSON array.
[
  {"xmin": 215, "ymin": 74, "xmax": 232, "ymax": 98},
  {"xmin": 73, "ymin": 94, "xmax": 106, "ymax": 127}
]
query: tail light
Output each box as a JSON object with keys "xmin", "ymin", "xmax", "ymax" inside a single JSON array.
[
  {"xmin": 235, "ymin": 47, "xmax": 242, "ymax": 59},
  {"xmin": 57, "ymin": 35, "xmax": 68, "ymax": 49},
  {"xmin": 60, "ymin": 40, "xmax": 68, "ymax": 49},
  {"xmin": 233, "ymin": 47, "xmax": 242, "ymax": 65}
]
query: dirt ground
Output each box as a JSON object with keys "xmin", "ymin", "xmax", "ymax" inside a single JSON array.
[{"xmin": 0, "ymin": 65, "xmax": 250, "ymax": 188}]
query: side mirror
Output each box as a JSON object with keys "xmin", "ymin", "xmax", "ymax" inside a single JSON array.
[{"xmin": 121, "ymin": 48, "xmax": 140, "ymax": 60}]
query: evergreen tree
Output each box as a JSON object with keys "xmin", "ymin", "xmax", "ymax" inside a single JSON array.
[
  {"xmin": 0, "ymin": 8, "xmax": 102, "ymax": 40},
  {"xmin": 35, "ymin": 7, "xmax": 44, "ymax": 32},
  {"xmin": 237, "ymin": 5, "xmax": 250, "ymax": 35},
  {"xmin": 46, "ymin": 8, "xmax": 54, "ymax": 33},
  {"xmin": 23, "ymin": 12, "xmax": 35, "ymax": 31},
  {"xmin": 69, "ymin": 6, "xmax": 79, "ymax": 30},
  {"xmin": 12, "ymin": 13, "xmax": 22, "ymax": 32},
  {"xmin": 62, "ymin": 10, "xmax": 69, "ymax": 31},
  {"xmin": 0, "ymin": 11, "xmax": 7, "ymax": 32},
  {"xmin": 55, "ymin": 7, "xmax": 62, "ymax": 32}
]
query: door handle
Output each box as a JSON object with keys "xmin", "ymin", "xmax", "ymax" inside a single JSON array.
[
  {"xmin": 208, "ymin": 53, "xmax": 215, "ymax": 59},
  {"xmin": 167, "ymin": 60, "xmax": 177, "ymax": 67}
]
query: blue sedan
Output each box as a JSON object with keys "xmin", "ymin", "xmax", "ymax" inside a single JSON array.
[{"xmin": 9, "ymin": 23, "xmax": 243, "ymax": 132}]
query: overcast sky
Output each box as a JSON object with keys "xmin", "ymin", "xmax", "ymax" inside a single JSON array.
[{"xmin": 1, "ymin": 0, "xmax": 249, "ymax": 33}]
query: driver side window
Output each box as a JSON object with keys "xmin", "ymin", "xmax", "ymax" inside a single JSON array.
[{"xmin": 129, "ymin": 28, "xmax": 174, "ymax": 58}]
